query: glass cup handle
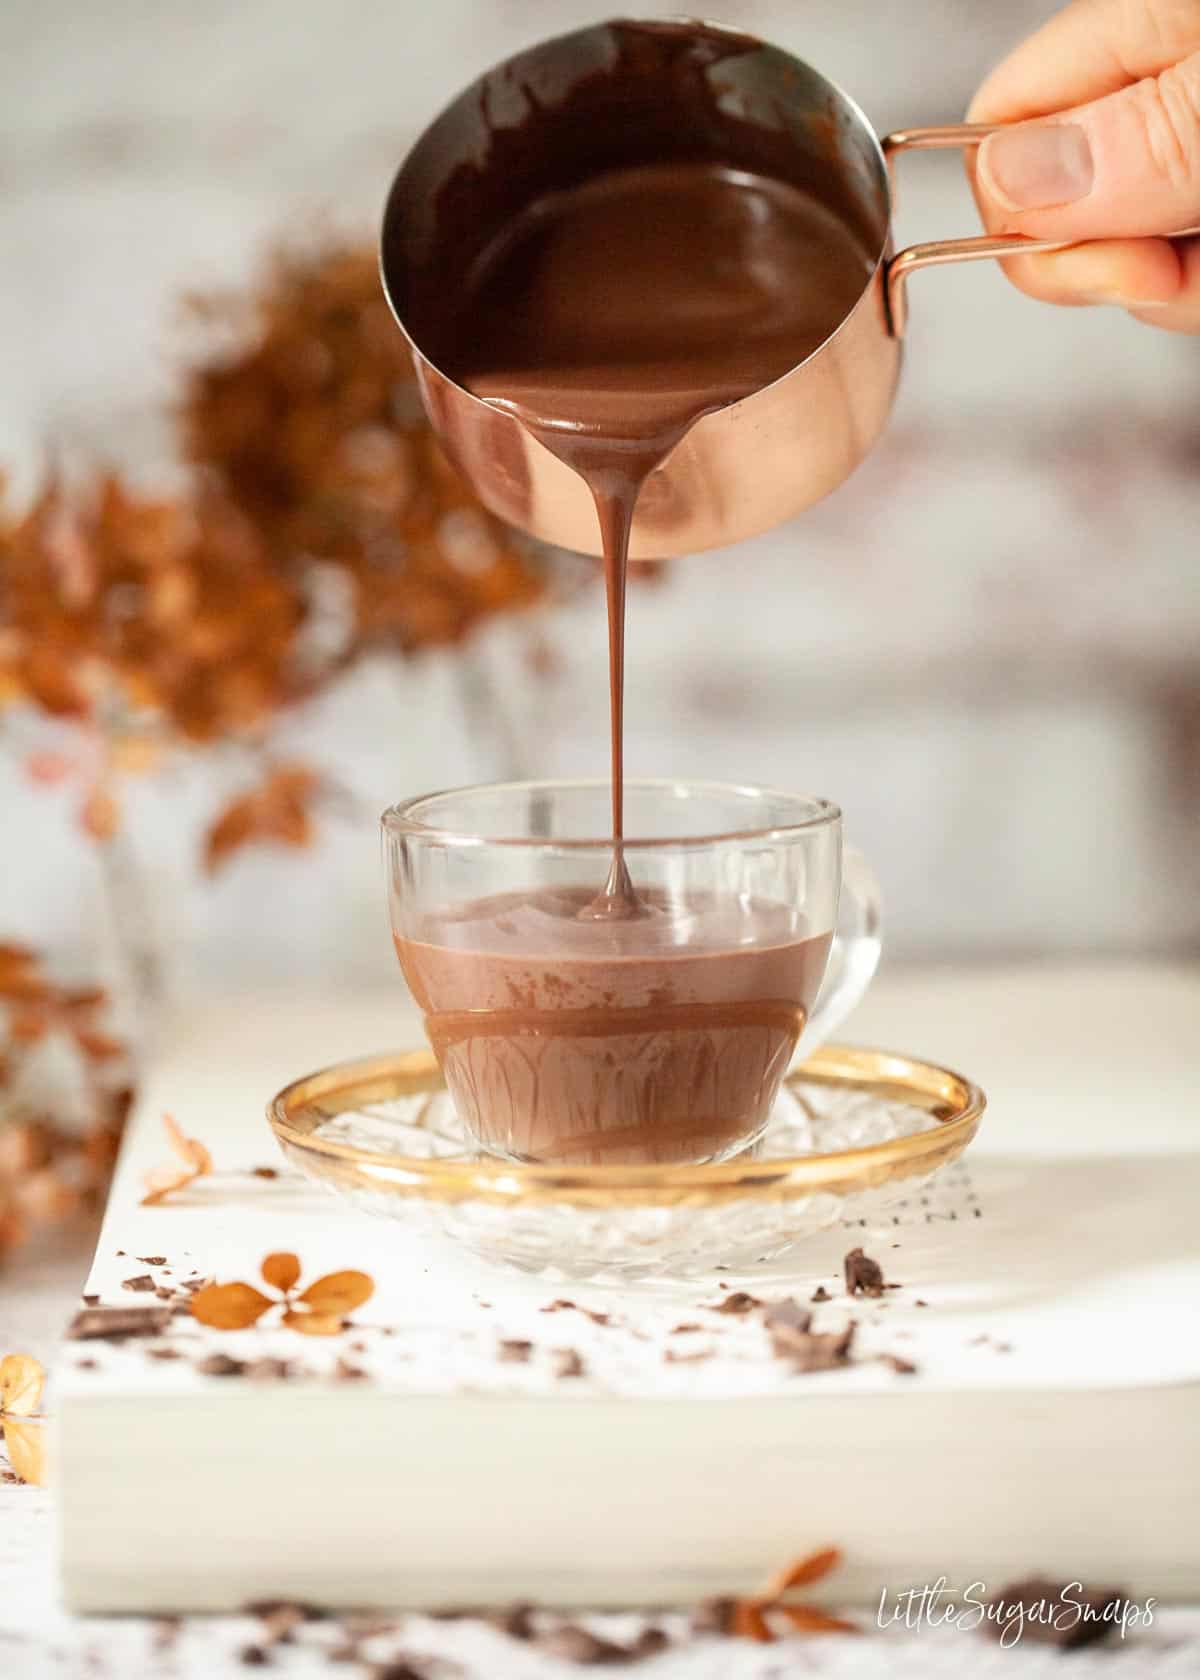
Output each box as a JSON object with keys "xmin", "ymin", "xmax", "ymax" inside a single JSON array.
[{"xmin": 795, "ymin": 846, "xmax": 882, "ymax": 1061}]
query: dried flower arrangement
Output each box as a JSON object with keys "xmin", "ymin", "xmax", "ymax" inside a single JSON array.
[
  {"xmin": 0, "ymin": 241, "xmax": 548, "ymax": 873},
  {"xmin": 0, "ymin": 943, "xmax": 132, "ymax": 1266},
  {"xmin": 0, "ymin": 240, "xmax": 558, "ymax": 1252}
]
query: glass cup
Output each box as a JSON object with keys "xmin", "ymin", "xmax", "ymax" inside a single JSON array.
[{"xmin": 383, "ymin": 779, "xmax": 881, "ymax": 1166}]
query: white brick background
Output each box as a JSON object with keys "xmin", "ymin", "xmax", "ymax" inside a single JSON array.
[{"xmin": 1, "ymin": 0, "xmax": 1197, "ymax": 983}]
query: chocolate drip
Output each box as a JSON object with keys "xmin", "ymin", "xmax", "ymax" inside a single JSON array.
[{"xmin": 452, "ymin": 161, "xmax": 869, "ymax": 905}]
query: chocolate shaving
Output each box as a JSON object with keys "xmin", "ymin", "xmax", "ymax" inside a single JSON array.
[
  {"xmin": 252, "ymin": 1166, "xmax": 279, "ymax": 1179},
  {"xmin": 764, "ymin": 1300, "xmax": 856, "ymax": 1372},
  {"xmin": 877, "ymin": 1352, "xmax": 917, "ymax": 1376},
  {"xmin": 809, "ymin": 1285, "xmax": 831, "ymax": 1303},
  {"xmin": 153, "ymin": 1616, "xmax": 182, "ymax": 1651},
  {"xmin": 137, "ymin": 1256, "xmax": 167, "ymax": 1266},
  {"xmin": 532, "ymin": 1624, "xmax": 631, "ymax": 1664},
  {"xmin": 253, "ymin": 1603, "xmax": 306, "ymax": 1644},
  {"xmin": 121, "ymin": 1273, "xmax": 156, "ymax": 1293},
  {"xmin": 552, "ymin": 1348, "xmax": 586, "ymax": 1380},
  {"xmin": 244, "ymin": 1599, "xmax": 328, "ymax": 1623},
  {"xmin": 669, "ymin": 1322, "xmax": 702, "ymax": 1335},
  {"xmin": 146, "ymin": 1346, "xmax": 183, "ymax": 1361},
  {"xmin": 487, "ymin": 1602, "xmax": 536, "ymax": 1640},
  {"xmin": 541, "ymin": 1299, "xmax": 610, "ymax": 1326},
  {"xmin": 690, "ymin": 1598, "xmax": 736, "ymax": 1636},
  {"xmin": 197, "ymin": 1353, "xmax": 246, "ymax": 1378},
  {"xmin": 763, "ymin": 1299, "xmax": 812, "ymax": 1339},
  {"xmin": 238, "ymin": 1646, "xmax": 270, "ymax": 1667},
  {"xmin": 245, "ymin": 1358, "xmax": 293, "ymax": 1382},
  {"xmin": 843, "ymin": 1248, "xmax": 885, "ymax": 1298},
  {"xmin": 334, "ymin": 1358, "xmax": 368, "ymax": 1382},
  {"xmin": 664, "ymin": 1345, "xmax": 713, "ymax": 1364},
  {"xmin": 982, "ymin": 1578, "xmax": 1127, "ymax": 1649},
  {"xmin": 711, "ymin": 1291, "xmax": 760, "ymax": 1315},
  {"xmin": 68, "ymin": 1305, "xmax": 173, "ymax": 1340},
  {"xmin": 497, "ymin": 1340, "xmax": 533, "ymax": 1364}
]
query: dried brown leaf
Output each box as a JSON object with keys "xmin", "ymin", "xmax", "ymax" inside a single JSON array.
[
  {"xmin": 141, "ymin": 1164, "xmax": 200, "ymax": 1206},
  {"xmin": 280, "ymin": 1308, "xmax": 344, "ymax": 1337},
  {"xmin": 0, "ymin": 1353, "xmax": 45, "ymax": 1416},
  {"xmin": 2, "ymin": 1419, "xmax": 46, "ymax": 1486},
  {"xmin": 761, "ymin": 1547, "xmax": 843, "ymax": 1598},
  {"xmin": 24, "ymin": 749, "xmax": 72, "ymax": 785},
  {"xmin": 204, "ymin": 765, "xmax": 322, "ymax": 874},
  {"xmin": 297, "ymin": 1270, "xmax": 374, "ymax": 1314},
  {"xmin": 778, "ymin": 1605, "xmax": 860, "ymax": 1636},
  {"xmin": 730, "ymin": 1600, "xmax": 772, "ymax": 1642},
  {"xmin": 21, "ymin": 647, "xmax": 87, "ymax": 717},
  {"xmin": 74, "ymin": 1028, "xmax": 126, "ymax": 1062},
  {"xmin": 260, "ymin": 1251, "xmax": 301, "ymax": 1293},
  {"xmin": 190, "ymin": 1282, "xmax": 274, "ymax": 1330},
  {"xmin": 721, "ymin": 1544, "xmax": 855, "ymax": 1645},
  {"xmin": 79, "ymin": 786, "xmax": 120, "ymax": 842},
  {"xmin": 162, "ymin": 1112, "xmax": 213, "ymax": 1173}
]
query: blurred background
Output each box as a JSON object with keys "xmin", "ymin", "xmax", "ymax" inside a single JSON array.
[{"xmin": 1, "ymin": 0, "xmax": 1197, "ymax": 997}]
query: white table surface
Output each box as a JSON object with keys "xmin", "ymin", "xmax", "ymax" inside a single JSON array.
[{"xmin": 3, "ymin": 962, "xmax": 1199, "ymax": 1677}]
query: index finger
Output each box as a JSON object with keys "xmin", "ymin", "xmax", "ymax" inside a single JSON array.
[{"xmin": 969, "ymin": 0, "xmax": 1200, "ymax": 122}]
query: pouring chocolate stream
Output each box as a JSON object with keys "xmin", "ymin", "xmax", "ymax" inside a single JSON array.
[{"xmin": 445, "ymin": 156, "xmax": 870, "ymax": 909}]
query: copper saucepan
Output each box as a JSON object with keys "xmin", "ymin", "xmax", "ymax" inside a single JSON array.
[{"xmin": 380, "ymin": 17, "xmax": 1065, "ymax": 560}]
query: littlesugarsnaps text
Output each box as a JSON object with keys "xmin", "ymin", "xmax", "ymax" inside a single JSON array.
[{"xmin": 877, "ymin": 1580, "xmax": 1156, "ymax": 1646}]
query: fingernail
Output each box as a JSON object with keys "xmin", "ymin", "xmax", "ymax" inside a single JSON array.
[
  {"xmin": 979, "ymin": 123, "xmax": 1093, "ymax": 210},
  {"xmin": 1079, "ymin": 292, "xmax": 1174, "ymax": 310}
]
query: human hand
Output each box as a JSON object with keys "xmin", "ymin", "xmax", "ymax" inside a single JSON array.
[{"xmin": 969, "ymin": 0, "xmax": 1200, "ymax": 330}]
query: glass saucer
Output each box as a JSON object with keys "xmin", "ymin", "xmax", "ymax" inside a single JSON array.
[{"xmin": 267, "ymin": 1044, "xmax": 984, "ymax": 1280}]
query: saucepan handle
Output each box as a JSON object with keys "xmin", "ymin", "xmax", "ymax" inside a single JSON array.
[{"xmin": 881, "ymin": 123, "xmax": 1072, "ymax": 337}]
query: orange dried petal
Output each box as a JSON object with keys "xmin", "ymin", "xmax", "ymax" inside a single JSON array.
[
  {"xmin": 189, "ymin": 1281, "xmax": 273, "ymax": 1329},
  {"xmin": 2, "ymin": 1419, "xmax": 46, "ymax": 1486},
  {"xmin": 203, "ymin": 764, "xmax": 322, "ymax": 874},
  {"xmin": 7, "ymin": 1009, "xmax": 50, "ymax": 1045},
  {"xmin": 297, "ymin": 1270, "xmax": 374, "ymax": 1314},
  {"xmin": 761, "ymin": 1546, "xmax": 843, "ymax": 1598},
  {"xmin": 108, "ymin": 735, "xmax": 164, "ymax": 775},
  {"xmin": 22, "ymin": 648, "xmax": 87, "ymax": 718},
  {"xmin": 778, "ymin": 1605, "xmax": 859, "ymax": 1637},
  {"xmin": 730, "ymin": 1600, "xmax": 773, "ymax": 1643},
  {"xmin": 79, "ymin": 787, "xmax": 120, "ymax": 842},
  {"xmin": 17, "ymin": 1168, "xmax": 78, "ymax": 1224},
  {"xmin": 281, "ymin": 1308, "xmax": 344, "ymax": 1337},
  {"xmin": 73, "ymin": 1028, "xmax": 125, "ymax": 1062},
  {"xmin": 140, "ymin": 1164, "xmax": 199, "ymax": 1206},
  {"xmin": 24, "ymin": 750, "xmax": 73, "ymax": 785},
  {"xmin": 260, "ymin": 1252, "xmax": 301, "ymax": 1293},
  {"xmin": 162, "ymin": 1113, "xmax": 213, "ymax": 1173},
  {"xmin": 0, "ymin": 1353, "xmax": 46, "ymax": 1417}
]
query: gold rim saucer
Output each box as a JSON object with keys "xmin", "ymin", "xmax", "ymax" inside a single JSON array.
[{"xmin": 267, "ymin": 1044, "xmax": 985, "ymax": 1210}]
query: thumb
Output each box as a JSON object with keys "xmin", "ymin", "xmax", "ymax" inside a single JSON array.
[{"xmin": 975, "ymin": 51, "xmax": 1200, "ymax": 239}]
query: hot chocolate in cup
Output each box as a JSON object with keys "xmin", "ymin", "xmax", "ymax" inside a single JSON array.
[{"xmin": 384, "ymin": 780, "xmax": 881, "ymax": 1166}]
